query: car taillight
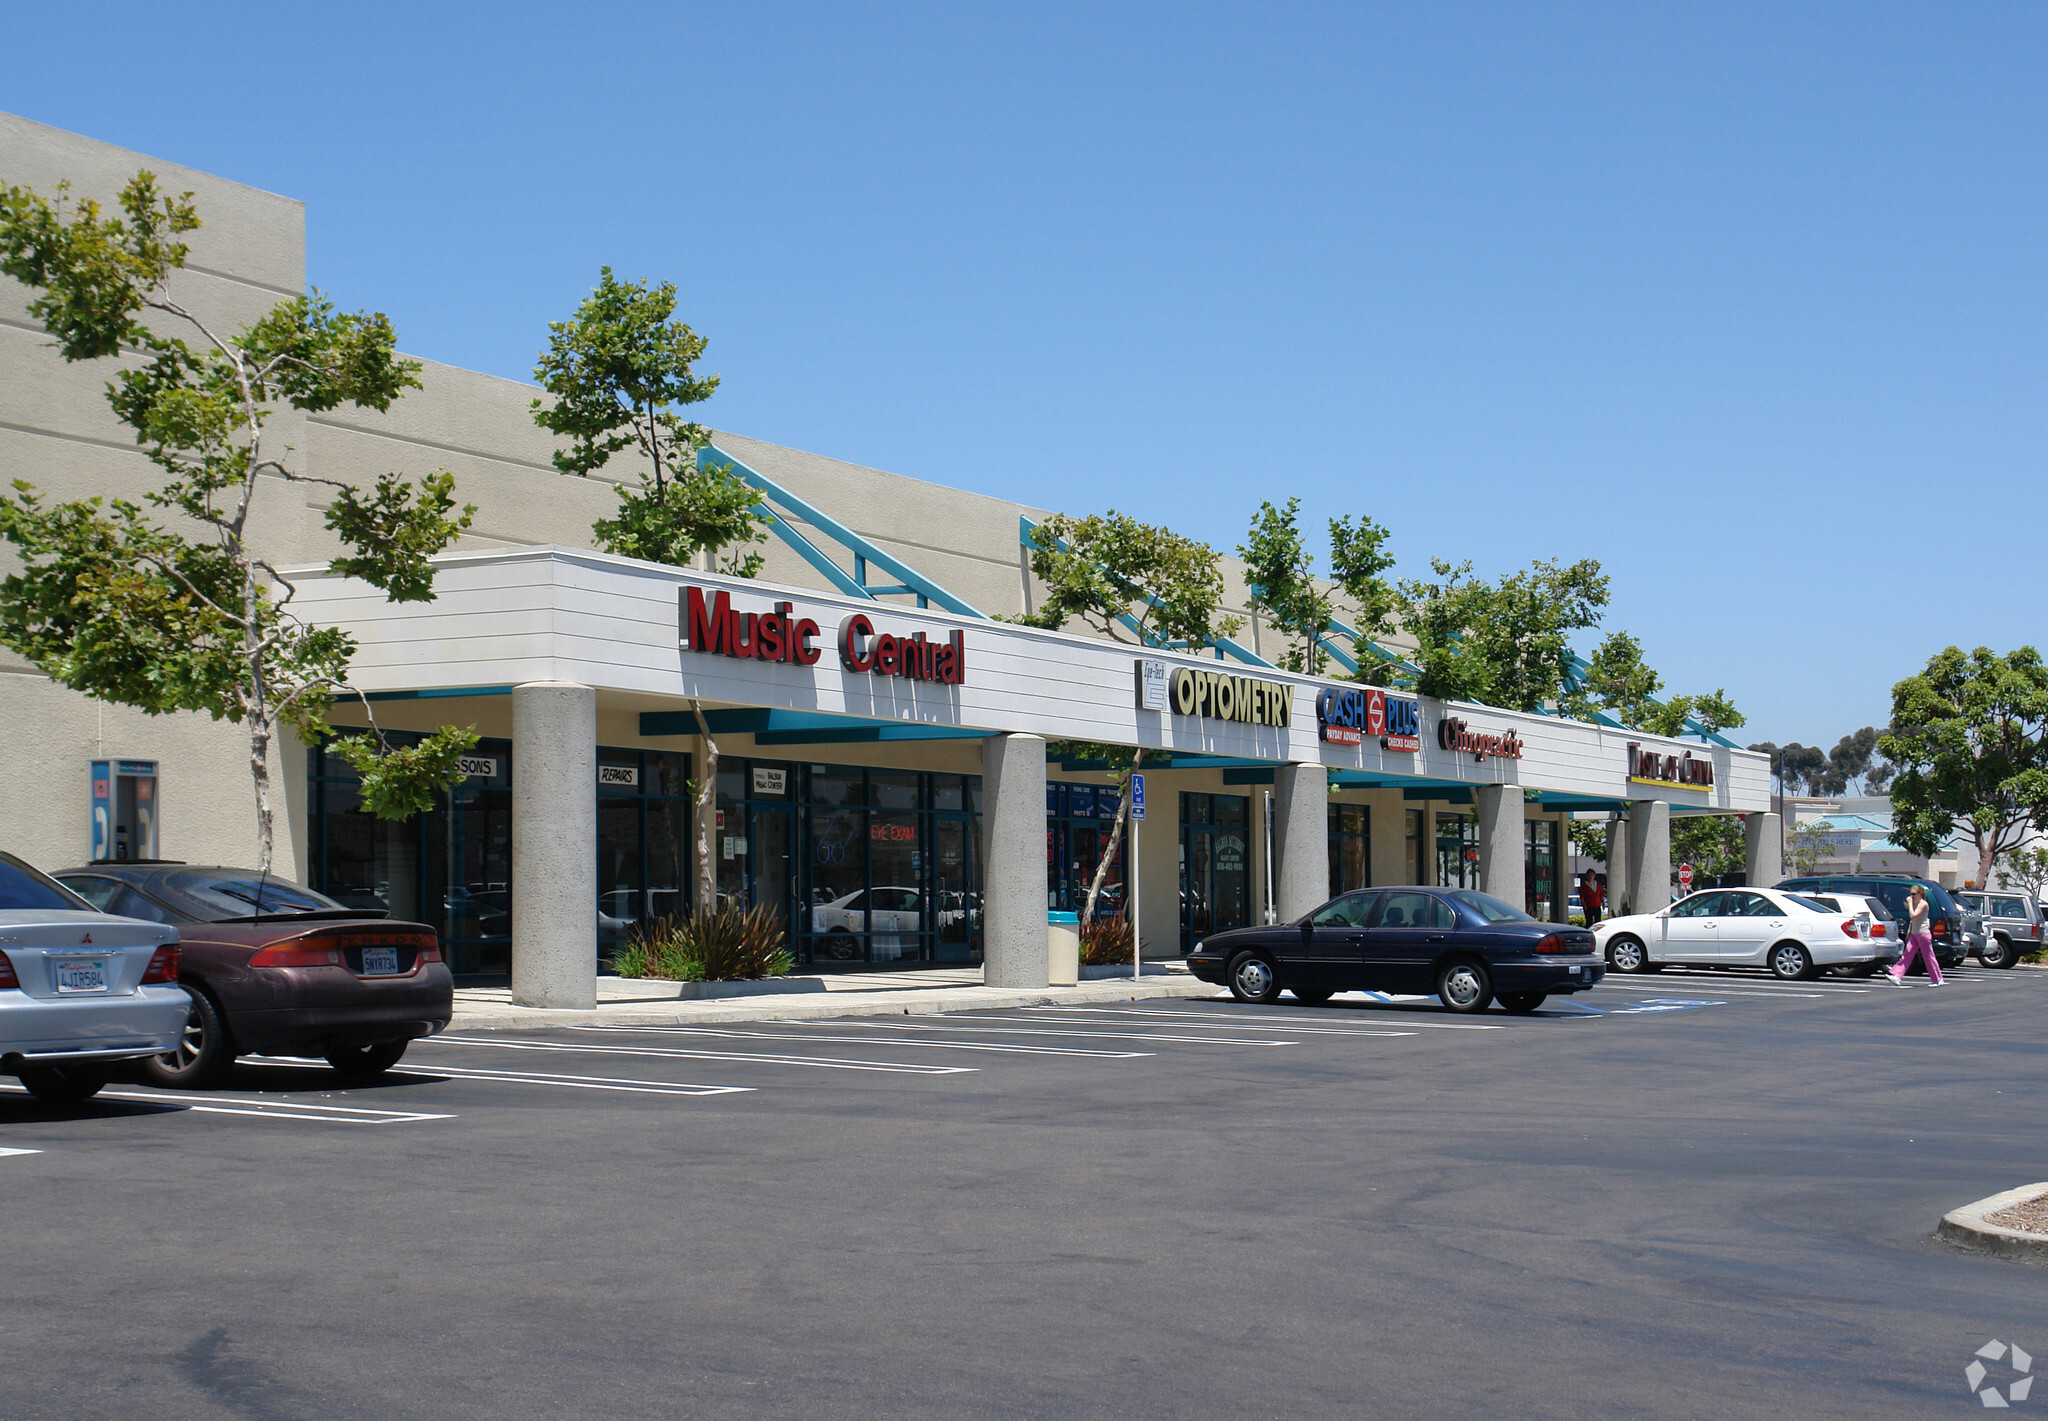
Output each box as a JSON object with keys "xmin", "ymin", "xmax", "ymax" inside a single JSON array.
[
  {"xmin": 1932, "ymin": 919, "xmax": 1949, "ymax": 939},
  {"xmin": 0, "ymin": 953, "xmax": 16, "ymax": 989},
  {"xmin": 1532, "ymin": 933, "xmax": 1571, "ymax": 953},
  {"xmin": 250, "ymin": 939, "xmax": 343, "ymax": 968},
  {"xmin": 139, "ymin": 945, "xmax": 180, "ymax": 983},
  {"xmin": 1840, "ymin": 921, "xmax": 1861, "ymax": 938},
  {"xmin": 418, "ymin": 942, "xmax": 442, "ymax": 964},
  {"xmin": 1871, "ymin": 923, "xmax": 1886, "ymax": 938}
]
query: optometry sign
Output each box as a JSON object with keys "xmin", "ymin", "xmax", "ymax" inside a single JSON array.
[
  {"xmin": 1627, "ymin": 742, "xmax": 1715, "ymax": 790},
  {"xmin": 1438, "ymin": 715, "xmax": 1523, "ymax": 762},
  {"xmin": 1318, "ymin": 686, "xmax": 1421, "ymax": 750},
  {"xmin": 1167, "ymin": 667, "xmax": 1293, "ymax": 727}
]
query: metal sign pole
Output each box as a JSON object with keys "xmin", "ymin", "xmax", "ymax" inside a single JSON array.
[{"xmin": 1130, "ymin": 772, "xmax": 1146, "ymax": 981}]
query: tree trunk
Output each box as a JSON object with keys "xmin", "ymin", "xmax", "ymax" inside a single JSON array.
[
  {"xmin": 690, "ymin": 699, "xmax": 718, "ymax": 918},
  {"xmin": 249, "ymin": 711, "xmax": 274, "ymax": 877},
  {"xmin": 1082, "ymin": 748, "xmax": 1143, "ymax": 924}
]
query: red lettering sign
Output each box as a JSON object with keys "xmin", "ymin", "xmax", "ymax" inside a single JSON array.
[{"xmin": 681, "ymin": 587, "xmax": 822, "ymax": 666}]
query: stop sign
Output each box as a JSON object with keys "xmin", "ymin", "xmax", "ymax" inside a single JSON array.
[{"xmin": 1679, "ymin": 863, "xmax": 1694, "ymax": 891}]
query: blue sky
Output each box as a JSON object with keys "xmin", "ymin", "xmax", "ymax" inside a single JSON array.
[{"xmin": 4, "ymin": 2, "xmax": 2042, "ymax": 749}]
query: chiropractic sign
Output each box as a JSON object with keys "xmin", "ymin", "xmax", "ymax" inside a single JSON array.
[
  {"xmin": 681, "ymin": 587, "xmax": 967, "ymax": 685},
  {"xmin": 1437, "ymin": 715, "xmax": 1524, "ymax": 762}
]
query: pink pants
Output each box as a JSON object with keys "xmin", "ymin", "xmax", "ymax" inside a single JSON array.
[{"xmin": 1892, "ymin": 931, "xmax": 1942, "ymax": 984}]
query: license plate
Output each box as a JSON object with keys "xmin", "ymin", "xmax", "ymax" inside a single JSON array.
[
  {"xmin": 359, "ymin": 947, "xmax": 400, "ymax": 976},
  {"xmin": 54, "ymin": 959, "xmax": 108, "ymax": 994}
]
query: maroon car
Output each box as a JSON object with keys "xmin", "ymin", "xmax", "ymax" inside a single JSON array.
[{"xmin": 54, "ymin": 864, "xmax": 452, "ymax": 1087}]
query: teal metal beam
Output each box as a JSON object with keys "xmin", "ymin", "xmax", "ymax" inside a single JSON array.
[{"xmin": 705, "ymin": 445, "xmax": 987, "ymax": 618}]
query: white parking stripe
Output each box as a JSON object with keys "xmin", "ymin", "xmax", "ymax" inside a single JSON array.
[
  {"xmin": 244, "ymin": 1056, "xmax": 753, "ymax": 1097},
  {"xmin": 763, "ymin": 1017, "xmax": 1319, "ymax": 1047},
  {"xmin": 579, "ymin": 1026, "xmax": 1150, "ymax": 1059},
  {"xmin": 1005, "ymin": 1011, "xmax": 1432, "ymax": 1039},
  {"xmin": 1053, "ymin": 1005, "xmax": 1506, "ymax": 1031},
  {"xmin": 0, "ymin": 1147, "xmax": 41, "ymax": 1157},
  {"xmin": 0, "ymin": 1084, "xmax": 454, "ymax": 1124},
  {"xmin": 428, "ymin": 1035, "xmax": 975, "ymax": 1075}
]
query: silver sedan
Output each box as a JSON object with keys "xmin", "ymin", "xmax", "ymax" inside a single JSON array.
[{"xmin": 1, "ymin": 852, "xmax": 188, "ymax": 1104}]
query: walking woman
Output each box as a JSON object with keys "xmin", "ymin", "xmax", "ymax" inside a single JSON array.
[{"xmin": 1890, "ymin": 884, "xmax": 1944, "ymax": 987}]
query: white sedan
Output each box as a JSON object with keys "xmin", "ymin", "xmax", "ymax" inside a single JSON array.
[
  {"xmin": 1593, "ymin": 886, "xmax": 1893, "ymax": 981},
  {"xmin": 1, "ymin": 851, "xmax": 188, "ymax": 1103}
]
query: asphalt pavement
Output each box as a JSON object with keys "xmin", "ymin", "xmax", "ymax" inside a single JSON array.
[{"xmin": 4, "ymin": 964, "xmax": 2045, "ymax": 1419}]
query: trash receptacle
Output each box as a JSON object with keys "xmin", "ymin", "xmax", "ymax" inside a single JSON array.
[{"xmin": 1047, "ymin": 911, "xmax": 1080, "ymax": 986}]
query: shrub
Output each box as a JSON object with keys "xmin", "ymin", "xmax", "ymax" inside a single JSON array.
[
  {"xmin": 1080, "ymin": 911, "xmax": 1143, "ymax": 967},
  {"xmin": 611, "ymin": 905, "xmax": 791, "ymax": 981}
]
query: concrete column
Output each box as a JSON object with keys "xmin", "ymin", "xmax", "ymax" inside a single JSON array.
[
  {"xmin": 512, "ymin": 681, "xmax": 597, "ymax": 1010},
  {"xmin": 1474, "ymin": 785, "xmax": 1524, "ymax": 907},
  {"xmin": 981, "ymin": 732, "xmax": 1048, "ymax": 988},
  {"xmin": 1273, "ymin": 762, "xmax": 1330, "ymax": 921},
  {"xmin": 1745, "ymin": 813, "xmax": 1782, "ymax": 888},
  {"xmin": 1607, "ymin": 811, "xmax": 1630, "ymax": 916},
  {"xmin": 1627, "ymin": 798, "xmax": 1671, "ymax": 916}
]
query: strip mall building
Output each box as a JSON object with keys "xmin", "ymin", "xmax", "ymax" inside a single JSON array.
[{"xmin": 0, "ymin": 112, "xmax": 1778, "ymax": 1006}]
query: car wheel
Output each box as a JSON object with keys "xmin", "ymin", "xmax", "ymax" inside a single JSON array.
[
  {"xmin": 1497, "ymin": 991, "xmax": 1546, "ymax": 1014},
  {"xmin": 825, "ymin": 930, "xmax": 861, "ymax": 961},
  {"xmin": 325, "ymin": 1041, "xmax": 409, "ymax": 1082},
  {"xmin": 1768, "ymin": 941, "xmax": 1815, "ymax": 981},
  {"xmin": 1290, "ymin": 987, "xmax": 1335, "ymax": 1005},
  {"xmin": 1437, "ymin": 959, "xmax": 1493, "ymax": 1014},
  {"xmin": 1226, "ymin": 951, "xmax": 1282, "ymax": 1005},
  {"xmin": 1606, "ymin": 935, "xmax": 1650, "ymax": 973},
  {"xmin": 1981, "ymin": 935, "xmax": 2015, "ymax": 969},
  {"xmin": 16, "ymin": 1063, "xmax": 110, "ymax": 1104},
  {"xmin": 141, "ymin": 985, "xmax": 234, "ymax": 1089}
]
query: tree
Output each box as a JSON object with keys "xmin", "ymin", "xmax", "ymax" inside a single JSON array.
[
  {"xmin": 1641, "ymin": 690, "xmax": 1744, "ymax": 740},
  {"xmin": 1567, "ymin": 819, "xmax": 1607, "ymax": 864},
  {"xmin": 532, "ymin": 268, "xmax": 769, "ymax": 575},
  {"xmin": 1750, "ymin": 741, "xmax": 1829, "ymax": 797},
  {"xmin": 1881, "ymin": 646, "xmax": 2048, "ymax": 889},
  {"xmin": 1996, "ymin": 844, "xmax": 2048, "ymax": 900},
  {"xmin": 1784, "ymin": 819, "xmax": 1834, "ymax": 876},
  {"xmin": 1327, "ymin": 512, "xmax": 1400, "ymax": 684},
  {"xmin": 1670, "ymin": 816, "xmax": 1745, "ymax": 883},
  {"xmin": 1396, "ymin": 557, "xmax": 1609, "ymax": 711},
  {"xmin": 1011, "ymin": 512, "xmax": 1241, "ymax": 648},
  {"xmin": 0, "ymin": 174, "xmax": 478, "ymax": 871},
  {"xmin": 1570, "ymin": 630, "xmax": 1662, "ymax": 727},
  {"xmin": 1239, "ymin": 498, "xmax": 1334, "ymax": 672}
]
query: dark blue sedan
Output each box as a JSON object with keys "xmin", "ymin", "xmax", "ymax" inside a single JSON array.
[{"xmin": 1185, "ymin": 886, "xmax": 1603, "ymax": 1014}]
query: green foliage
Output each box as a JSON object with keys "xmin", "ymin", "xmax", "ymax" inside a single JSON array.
[
  {"xmin": 613, "ymin": 905, "xmax": 792, "ymax": 981},
  {"xmin": 1568, "ymin": 819, "xmax": 1607, "ymax": 864},
  {"xmin": 1392, "ymin": 559, "xmax": 1498, "ymax": 703},
  {"xmin": 1881, "ymin": 646, "xmax": 2048, "ymax": 884},
  {"xmin": 1997, "ymin": 845, "xmax": 2048, "ymax": 900},
  {"xmin": 1011, "ymin": 512, "xmax": 1241, "ymax": 648},
  {"xmin": 1784, "ymin": 819, "xmax": 1835, "ymax": 876},
  {"xmin": 1328, "ymin": 512, "xmax": 1400, "ymax": 682},
  {"xmin": 1642, "ymin": 690, "xmax": 1745, "ymax": 739},
  {"xmin": 1570, "ymin": 631, "xmax": 1661, "ymax": 726},
  {"xmin": 1239, "ymin": 498, "xmax": 1335, "ymax": 672},
  {"xmin": 1750, "ymin": 729, "xmax": 1889, "ymax": 796},
  {"xmin": 1395, "ymin": 557, "xmax": 1610, "ymax": 710},
  {"xmin": 0, "ymin": 174, "xmax": 476, "ymax": 868},
  {"xmin": 1670, "ymin": 816, "xmax": 1745, "ymax": 882},
  {"xmin": 327, "ymin": 724, "xmax": 482, "ymax": 821},
  {"xmin": 531, "ymin": 267, "xmax": 768, "ymax": 572}
]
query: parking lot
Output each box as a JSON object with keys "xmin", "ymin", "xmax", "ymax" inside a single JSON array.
[{"xmin": 5, "ymin": 965, "xmax": 2045, "ymax": 1419}]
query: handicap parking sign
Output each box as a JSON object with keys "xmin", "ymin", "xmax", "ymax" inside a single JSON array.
[{"xmin": 1130, "ymin": 773, "xmax": 1146, "ymax": 820}]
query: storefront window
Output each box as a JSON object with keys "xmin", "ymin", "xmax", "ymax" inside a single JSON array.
[
  {"xmin": 1436, "ymin": 811, "xmax": 1479, "ymax": 890},
  {"xmin": 1181, "ymin": 791, "xmax": 1251, "ymax": 949},
  {"xmin": 1525, "ymin": 819, "xmax": 1558, "ymax": 923},
  {"xmin": 1328, "ymin": 803, "xmax": 1369, "ymax": 895},
  {"xmin": 1406, "ymin": 809, "xmax": 1423, "ymax": 884},
  {"xmin": 1046, "ymin": 782, "xmax": 1127, "ymax": 920}
]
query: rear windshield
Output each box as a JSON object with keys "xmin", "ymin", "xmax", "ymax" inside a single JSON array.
[
  {"xmin": 158, "ymin": 870, "xmax": 353, "ymax": 922},
  {"xmin": 1447, "ymin": 890, "xmax": 1536, "ymax": 923},
  {"xmin": 1786, "ymin": 894, "xmax": 1838, "ymax": 913},
  {"xmin": 0, "ymin": 852, "xmax": 92, "ymax": 912}
]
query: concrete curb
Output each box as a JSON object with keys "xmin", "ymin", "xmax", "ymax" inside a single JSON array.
[
  {"xmin": 1937, "ymin": 1182, "xmax": 2048, "ymax": 1263},
  {"xmin": 448, "ymin": 976, "xmax": 1223, "ymax": 1032}
]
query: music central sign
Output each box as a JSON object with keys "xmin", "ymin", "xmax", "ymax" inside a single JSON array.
[{"xmin": 681, "ymin": 587, "xmax": 966, "ymax": 684}]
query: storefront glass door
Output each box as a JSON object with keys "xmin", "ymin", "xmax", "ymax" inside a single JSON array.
[
  {"xmin": 1436, "ymin": 812, "xmax": 1479, "ymax": 890},
  {"xmin": 1181, "ymin": 792, "xmax": 1251, "ymax": 949}
]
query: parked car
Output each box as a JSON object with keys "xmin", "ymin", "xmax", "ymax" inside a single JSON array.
[
  {"xmin": 1775, "ymin": 874, "xmax": 1970, "ymax": 970},
  {"xmin": 1951, "ymin": 890, "xmax": 2042, "ymax": 969},
  {"xmin": 54, "ymin": 864, "xmax": 452, "ymax": 1086},
  {"xmin": 1185, "ymin": 886, "xmax": 1604, "ymax": 1015},
  {"xmin": 1, "ymin": 852, "xmax": 188, "ymax": 1103},
  {"xmin": 1594, "ymin": 887, "xmax": 1895, "ymax": 980},
  {"xmin": 1787, "ymin": 891, "xmax": 1903, "ymax": 976},
  {"xmin": 811, "ymin": 886, "xmax": 924, "ymax": 961}
]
